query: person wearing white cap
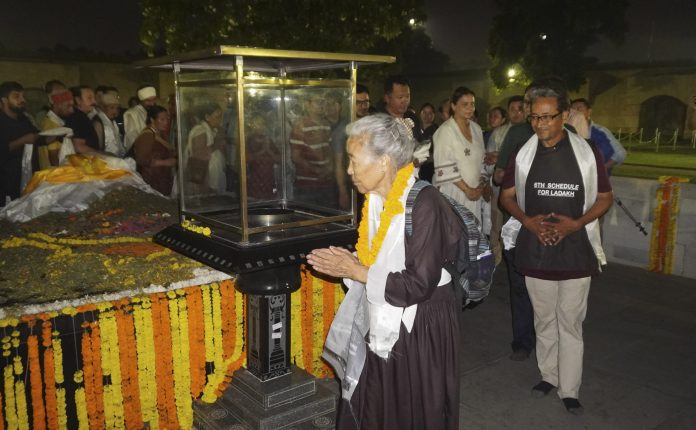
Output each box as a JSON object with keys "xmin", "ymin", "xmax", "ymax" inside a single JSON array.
[
  {"xmin": 123, "ymin": 85, "xmax": 157, "ymax": 153},
  {"xmin": 94, "ymin": 91, "xmax": 125, "ymax": 157}
]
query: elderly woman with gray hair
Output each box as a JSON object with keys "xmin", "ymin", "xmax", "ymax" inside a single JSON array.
[{"xmin": 307, "ymin": 113, "xmax": 461, "ymax": 429}]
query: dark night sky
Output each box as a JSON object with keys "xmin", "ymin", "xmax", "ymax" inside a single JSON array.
[
  {"xmin": 0, "ymin": 0, "xmax": 142, "ymax": 55},
  {"xmin": 1, "ymin": 0, "xmax": 695, "ymax": 68},
  {"xmin": 425, "ymin": 0, "xmax": 696, "ymax": 68}
]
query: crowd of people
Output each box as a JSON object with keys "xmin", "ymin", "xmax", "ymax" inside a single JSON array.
[
  {"xmin": 0, "ymin": 81, "xmax": 180, "ymax": 203},
  {"xmin": 309, "ymin": 75, "xmax": 625, "ymax": 428},
  {"xmin": 1, "ymin": 73, "xmax": 625, "ymax": 428}
]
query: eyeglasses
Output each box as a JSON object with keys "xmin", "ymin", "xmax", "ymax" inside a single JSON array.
[
  {"xmin": 527, "ymin": 111, "xmax": 562, "ymax": 124},
  {"xmin": 356, "ymin": 100, "xmax": 370, "ymax": 106}
]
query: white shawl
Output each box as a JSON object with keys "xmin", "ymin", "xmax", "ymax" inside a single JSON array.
[
  {"xmin": 501, "ymin": 131, "xmax": 606, "ymax": 265},
  {"xmin": 323, "ymin": 174, "xmax": 451, "ymax": 401}
]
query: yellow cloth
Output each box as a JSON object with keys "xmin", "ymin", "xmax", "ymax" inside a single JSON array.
[
  {"xmin": 23, "ymin": 154, "xmax": 131, "ymax": 195},
  {"xmin": 37, "ymin": 116, "xmax": 65, "ymax": 170}
]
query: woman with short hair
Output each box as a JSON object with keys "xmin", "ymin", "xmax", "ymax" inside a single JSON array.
[{"xmin": 308, "ymin": 113, "xmax": 461, "ymax": 429}]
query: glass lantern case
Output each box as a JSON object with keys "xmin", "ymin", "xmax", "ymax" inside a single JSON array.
[{"xmin": 139, "ymin": 47, "xmax": 394, "ymax": 277}]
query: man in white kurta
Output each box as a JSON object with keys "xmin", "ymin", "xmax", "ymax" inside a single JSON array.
[
  {"xmin": 432, "ymin": 117, "xmax": 485, "ymax": 223},
  {"xmin": 123, "ymin": 86, "xmax": 157, "ymax": 154}
]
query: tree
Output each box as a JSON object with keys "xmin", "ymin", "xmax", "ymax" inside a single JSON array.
[
  {"xmin": 487, "ymin": 0, "xmax": 629, "ymax": 91},
  {"xmin": 141, "ymin": 0, "xmax": 418, "ymax": 54},
  {"xmin": 371, "ymin": 26, "xmax": 449, "ymax": 75},
  {"xmin": 138, "ymin": 0, "xmax": 446, "ymax": 75}
]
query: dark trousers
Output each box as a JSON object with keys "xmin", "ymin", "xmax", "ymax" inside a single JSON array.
[{"xmin": 504, "ymin": 247, "xmax": 535, "ymax": 352}]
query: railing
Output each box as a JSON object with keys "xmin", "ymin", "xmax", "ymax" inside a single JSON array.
[{"xmin": 614, "ymin": 128, "xmax": 696, "ymax": 152}]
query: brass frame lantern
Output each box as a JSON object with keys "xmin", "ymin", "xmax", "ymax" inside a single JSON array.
[{"xmin": 138, "ymin": 46, "xmax": 394, "ymax": 279}]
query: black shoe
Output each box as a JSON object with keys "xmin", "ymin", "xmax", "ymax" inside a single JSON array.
[
  {"xmin": 509, "ymin": 349, "xmax": 531, "ymax": 361},
  {"xmin": 562, "ymin": 398, "xmax": 584, "ymax": 415},
  {"xmin": 531, "ymin": 381, "xmax": 555, "ymax": 398}
]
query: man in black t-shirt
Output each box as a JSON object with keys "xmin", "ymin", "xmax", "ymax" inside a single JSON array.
[
  {"xmin": 0, "ymin": 81, "xmax": 45, "ymax": 205},
  {"xmin": 65, "ymin": 86, "xmax": 101, "ymax": 153},
  {"xmin": 500, "ymin": 80, "xmax": 613, "ymax": 416},
  {"xmin": 379, "ymin": 75, "xmax": 423, "ymax": 143}
]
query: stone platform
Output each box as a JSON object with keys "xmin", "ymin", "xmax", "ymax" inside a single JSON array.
[{"xmin": 193, "ymin": 366, "xmax": 339, "ymax": 430}]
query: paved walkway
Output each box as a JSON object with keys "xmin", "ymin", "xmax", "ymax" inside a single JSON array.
[{"xmin": 458, "ymin": 262, "xmax": 696, "ymax": 429}]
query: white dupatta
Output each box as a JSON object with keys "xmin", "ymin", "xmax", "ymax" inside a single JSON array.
[{"xmin": 323, "ymin": 174, "xmax": 451, "ymax": 401}]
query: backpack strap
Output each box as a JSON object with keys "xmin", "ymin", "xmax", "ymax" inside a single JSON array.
[
  {"xmin": 438, "ymin": 193, "xmax": 483, "ymax": 262},
  {"xmin": 404, "ymin": 180, "xmax": 432, "ymax": 237},
  {"xmin": 405, "ymin": 180, "xmax": 486, "ymax": 262}
]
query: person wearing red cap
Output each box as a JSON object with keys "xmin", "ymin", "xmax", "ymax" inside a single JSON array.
[{"xmin": 39, "ymin": 89, "xmax": 75, "ymax": 168}]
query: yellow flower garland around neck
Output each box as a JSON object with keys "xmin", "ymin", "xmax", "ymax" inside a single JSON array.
[{"xmin": 356, "ymin": 163, "xmax": 414, "ymax": 266}]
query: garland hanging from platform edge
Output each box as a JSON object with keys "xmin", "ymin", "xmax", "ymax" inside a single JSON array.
[
  {"xmin": 0, "ymin": 269, "xmax": 343, "ymax": 429},
  {"xmin": 649, "ymin": 176, "xmax": 688, "ymax": 273}
]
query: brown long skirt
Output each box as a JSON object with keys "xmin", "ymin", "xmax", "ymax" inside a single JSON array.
[{"xmin": 336, "ymin": 285, "xmax": 460, "ymax": 430}]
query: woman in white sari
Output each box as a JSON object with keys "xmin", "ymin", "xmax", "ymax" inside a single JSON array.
[
  {"xmin": 308, "ymin": 114, "xmax": 461, "ymax": 430},
  {"xmin": 432, "ymin": 86, "xmax": 487, "ymax": 224}
]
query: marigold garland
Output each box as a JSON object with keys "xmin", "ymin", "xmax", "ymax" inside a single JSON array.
[
  {"xmin": 42, "ymin": 321, "xmax": 60, "ymax": 430},
  {"xmin": 0, "ymin": 390, "xmax": 4, "ymax": 430},
  {"xmin": 210, "ymin": 284, "xmax": 225, "ymax": 372},
  {"xmin": 300, "ymin": 268, "xmax": 314, "ymax": 371},
  {"xmin": 50, "ymin": 330, "xmax": 69, "ymax": 430},
  {"xmin": 186, "ymin": 289, "xmax": 206, "ymax": 398},
  {"xmin": 200, "ymin": 290, "xmax": 246, "ymax": 403},
  {"xmin": 28, "ymin": 232, "xmax": 149, "ymax": 245},
  {"xmin": 27, "ymin": 334, "xmax": 46, "ymax": 430},
  {"xmin": 114, "ymin": 302, "xmax": 143, "ymax": 430},
  {"xmin": 80, "ymin": 325, "xmax": 98, "ymax": 429},
  {"xmin": 151, "ymin": 294, "xmax": 178, "ymax": 429},
  {"xmin": 0, "ymin": 318, "xmax": 19, "ymax": 329},
  {"xmin": 201, "ymin": 284, "xmax": 215, "ymax": 367},
  {"xmin": 132, "ymin": 298, "xmax": 158, "ymax": 428},
  {"xmin": 73, "ymin": 385, "xmax": 89, "ymax": 430},
  {"xmin": 55, "ymin": 388, "xmax": 68, "ymax": 430},
  {"xmin": 13, "ymin": 355, "xmax": 29, "ymax": 430},
  {"xmin": 219, "ymin": 281, "xmax": 236, "ymax": 366},
  {"xmin": 89, "ymin": 322, "xmax": 106, "ymax": 430},
  {"xmin": 321, "ymin": 279, "xmax": 337, "ymax": 377},
  {"xmin": 170, "ymin": 291, "xmax": 193, "ymax": 428},
  {"xmin": 355, "ymin": 163, "xmax": 414, "ymax": 266},
  {"xmin": 290, "ymin": 285, "xmax": 303, "ymax": 370},
  {"xmin": 0, "ymin": 275, "xmax": 343, "ymax": 427},
  {"xmin": 3, "ymin": 363, "xmax": 18, "ymax": 430},
  {"xmin": 312, "ymin": 276, "xmax": 325, "ymax": 376},
  {"xmin": 181, "ymin": 219, "xmax": 212, "ymax": 237},
  {"xmin": 99, "ymin": 308, "xmax": 126, "ymax": 429},
  {"xmin": 649, "ymin": 176, "xmax": 688, "ymax": 273}
]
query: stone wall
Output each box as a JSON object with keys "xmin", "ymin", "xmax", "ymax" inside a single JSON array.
[
  {"xmin": 603, "ymin": 176, "xmax": 696, "ymax": 279},
  {"xmin": 0, "ymin": 58, "xmax": 166, "ymax": 113}
]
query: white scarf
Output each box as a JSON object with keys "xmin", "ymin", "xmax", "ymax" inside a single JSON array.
[
  {"xmin": 501, "ymin": 131, "xmax": 606, "ymax": 265},
  {"xmin": 96, "ymin": 110, "xmax": 124, "ymax": 157},
  {"xmin": 323, "ymin": 174, "xmax": 451, "ymax": 401}
]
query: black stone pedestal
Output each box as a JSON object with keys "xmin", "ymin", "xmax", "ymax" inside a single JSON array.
[
  {"xmin": 193, "ymin": 265, "xmax": 339, "ymax": 429},
  {"xmin": 192, "ymin": 366, "xmax": 339, "ymax": 430},
  {"xmin": 237, "ymin": 265, "xmax": 300, "ymax": 381}
]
